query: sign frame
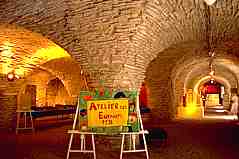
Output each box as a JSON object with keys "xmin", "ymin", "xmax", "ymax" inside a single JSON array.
[{"xmin": 87, "ymin": 99, "xmax": 129, "ymax": 127}]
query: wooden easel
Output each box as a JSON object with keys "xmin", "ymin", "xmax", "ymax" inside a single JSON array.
[
  {"xmin": 66, "ymin": 98, "xmax": 97, "ymax": 159},
  {"xmin": 16, "ymin": 109, "xmax": 34, "ymax": 134},
  {"xmin": 16, "ymin": 87, "xmax": 35, "ymax": 134},
  {"xmin": 119, "ymin": 93, "xmax": 149, "ymax": 159},
  {"xmin": 66, "ymin": 90, "xmax": 149, "ymax": 159}
]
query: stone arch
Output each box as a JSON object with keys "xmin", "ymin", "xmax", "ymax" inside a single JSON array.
[
  {"xmin": 193, "ymin": 75, "xmax": 232, "ymax": 109},
  {"xmin": 0, "ymin": 24, "xmax": 71, "ymax": 78},
  {"xmin": 181, "ymin": 59, "xmax": 238, "ymax": 106},
  {"xmin": 170, "ymin": 41, "xmax": 239, "ymax": 119},
  {"xmin": 174, "ymin": 64, "xmax": 237, "ymax": 112},
  {"xmin": 1, "ymin": 0, "xmax": 239, "ymax": 123},
  {"xmin": 46, "ymin": 77, "xmax": 70, "ymax": 106},
  {"xmin": 38, "ymin": 65, "xmax": 73, "ymax": 98},
  {"xmin": 0, "ymin": 24, "xmax": 79, "ymax": 109}
]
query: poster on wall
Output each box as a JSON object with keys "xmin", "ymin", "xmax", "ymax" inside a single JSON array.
[{"xmin": 87, "ymin": 99, "xmax": 129, "ymax": 127}]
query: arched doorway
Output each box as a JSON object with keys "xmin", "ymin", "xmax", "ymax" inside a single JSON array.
[
  {"xmin": 200, "ymin": 79, "xmax": 224, "ymax": 109},
  {"xmin": 46, "ymin": 78, "xmax": 70, "ymax": 106}
]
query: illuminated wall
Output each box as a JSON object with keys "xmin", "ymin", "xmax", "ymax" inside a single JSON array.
[
  {"xmin": 46, "ymin": 78, "xmax": 72, "ymax": 106},
  {"xmin": 0, "ymin": 25, "xmax": 70, "ymax": 78},
  {"xmin": 206, "ymin": 94, "xmax": 220, "ymax": 107},
  {"xmin": 19, "ymin": 67, "xmax": 83, "ymax": 108}
]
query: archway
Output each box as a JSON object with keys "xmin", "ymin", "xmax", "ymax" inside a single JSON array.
[
  {"xmin": 194, "ymin": 76, "xmax": 231, "ymax": 109},
  {"xmin": 200, "ymin": 80, "xmax": 224, "ymax": 107},
  {"xmin": 0, "ymin": 24, "xmax": 71, "ymax": 79},
  {"xmin": 0, "ymin": 24, "xmax": 85, "ymax": 129},
  {"xmin": 46, "ymin": 78, "xmax": 70, "ymax": 106}
]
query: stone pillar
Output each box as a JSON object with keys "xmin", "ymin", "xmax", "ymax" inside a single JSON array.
[
  {"xmin": 36, "ymin": 84, "xmax": 47, "ymax": 107},
  {"xmin": 223, "ymin": 93, "xmax": 230, "ymax": 110}
]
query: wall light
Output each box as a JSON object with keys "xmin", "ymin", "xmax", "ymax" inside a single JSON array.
[
  {"xmin": 6, "ymin": 71, "xmax": 19, "ymax": 81},
  {"xmin": 7, "ymin": 72, "xmax": 15, "ymax": 81}
]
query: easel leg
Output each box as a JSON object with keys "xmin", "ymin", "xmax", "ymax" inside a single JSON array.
[
  {"xmin": 66, "ymin": 133, "xmax": 74, "ymax": 159},
  {"xmin": 92, "ymin": 134, "xmax": 96, "ymax": 159},
  {"xmin": 24, "ymin": 112, "xmax": 27, "ymax": 128},
  {"xmin": 16, "ymin": 112, "xmax": 20, "ymax": 134},
  {"xmin": 120, "ymin": 134, "xmax": 125, "ymax": 159},
  {"xmin": 29, "ymin": 112, "xmax": 34, "ymax": 132},
  {"xmin": 142, "ymin": 133, "xmax": 149, "ymax": 159},
  {"xmin": 132, "ymin": 134, "xmax": 136, "ymax": 150},
  {"xmin": 80, "ymin": 134, "xmax": 85, "ymax": 150},
  {"xmin": 129, "ymin": 134, "xmax": 132, "ymax": 150}
]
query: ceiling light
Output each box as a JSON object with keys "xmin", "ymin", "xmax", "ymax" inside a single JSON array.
[
  {"xmin": 209, "ymin": 70, "xmax": 214, "ymax": 76},
  {"xmin": 204, "ymin": 0, "xmax": 216, "ymax": 5},
  {"xmin": 210, "ymin": 79, "xmax": 214, "ymax": 84}
]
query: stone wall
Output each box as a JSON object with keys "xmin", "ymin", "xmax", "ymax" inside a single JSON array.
[
  {"xmin": 0, "ymin": 0, "xmax": 239, "ymax": 125},
  {"xmin": 0, "ymin": 57, "xmax": 86, "ymax": 129},
  {"xmin": 46, "ymin": 78, "xmax": 71, "ymax": 106},
  {"xmin": 0, "ymin": 94, "xmax": 17, "ymax": 130},
  {"xmin": 0, "ymin": 79, "xmax": 19, "ymax": 130},
  {"xmin": 19, "ymin": 58, "xmax": 85, "ymax": 107},
  {"xmin": 146, "ymin": 41, "xmax": 239, "ymax": 119}
]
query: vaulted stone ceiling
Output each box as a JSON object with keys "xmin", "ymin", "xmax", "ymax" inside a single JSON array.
[
  {"xmin": 1, "ymin": 0, "xmax": 239, "ymax": 86},
  {"xmin": 0, "ymin": 24, "xmax": 70, "ymax": 77},
  {"xmin": 1, "ymin": 0, "xmax": 239, "ymax": 119}
]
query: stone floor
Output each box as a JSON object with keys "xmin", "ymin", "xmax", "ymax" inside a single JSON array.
[{"xmin": 1, "ymin": 118, "xmax": 239, "ymax": 159}]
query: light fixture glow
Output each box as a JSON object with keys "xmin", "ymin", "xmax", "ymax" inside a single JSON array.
[
  {"xmin": 204, "ymin": 0, "xmax": 217, "ymax": 5},
  {"xmin": 210, "ymin": 79, "xmax": 214, "ymax": 84},
  {"xmin": 7, "ymin": 73, "xmax": 14, "ymax": 81}
]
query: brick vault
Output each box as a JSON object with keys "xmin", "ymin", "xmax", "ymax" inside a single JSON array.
[{"xmin": 0, "ymin": 0, "xmax": 239, "ymax": 125}]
